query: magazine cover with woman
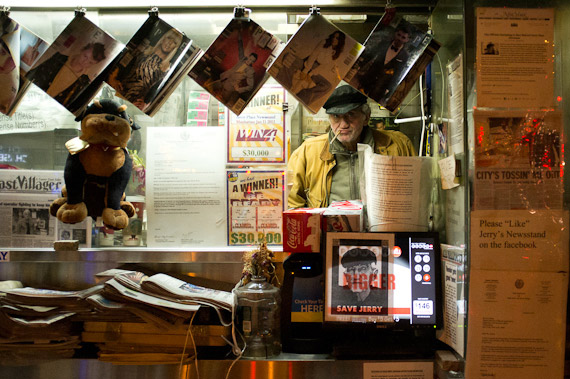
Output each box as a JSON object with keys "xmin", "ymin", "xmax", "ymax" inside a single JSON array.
[
  {"xmin": 0, "ymin": 15, "xmax": 49, "ymax": 117},
  {"xmin": 344, "ymin": 13, "xmax": 440, "ymax": 112},
  {"xmin": 25, "ymin": 14, "xmax": 123, "ymax": 116},
  {"xmin": 268, "ymin": 13, "xmax": 363, "ymax": 114},
  {"xmin": 102, "ymin": 16, "xmax": 202, "ymax": 116},
  {"xmin": 189, "ymin": 17, "xmax": 281, "ymax": 116}
]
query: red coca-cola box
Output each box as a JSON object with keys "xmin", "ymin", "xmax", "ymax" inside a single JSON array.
[
  {"xmin": 283, "ymin": 208, "xmax": 326, "ymax": 253},
  {"xmin": 323, "ymin": 200, "xmax": 363, "ymax": 232}
]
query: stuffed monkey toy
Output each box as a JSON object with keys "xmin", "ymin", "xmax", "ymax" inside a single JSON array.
[{"xmin": 50, "ymin": 99, "xmax": 140, "ymax": 230}]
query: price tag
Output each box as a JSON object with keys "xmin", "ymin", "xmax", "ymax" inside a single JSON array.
[{"xmin": 412, "ymin": 300, "xmax": 433, "ymax": 316}]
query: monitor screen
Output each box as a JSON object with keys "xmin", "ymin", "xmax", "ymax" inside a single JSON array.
[{"xmin": 324, "ymin": 231, "xmax": 442, "ymax": 330}]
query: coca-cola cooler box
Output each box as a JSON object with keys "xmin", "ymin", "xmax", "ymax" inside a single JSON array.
[
  {"xmin": 283, "ymin": 208, "xmax": 326, "ymax": 253},
  {"xmin": 323, "ymin": 200, "xmax": 363, "ymax": 232}
]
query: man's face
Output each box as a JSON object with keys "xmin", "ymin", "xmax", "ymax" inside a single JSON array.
[
  {"xmin": 344, "ymin": 263, "xmax": 375, "ymax": 293},
  {"xmin": 329, "ymin": 107, "xmax": 368, "ymax": 150},
  {"xmin": 245, "ymin": 54, "xmax": 257, "ymax": 66},
  {"xmin": 393, "ymin": 30, "xmax": 410, "ymax": 48}
]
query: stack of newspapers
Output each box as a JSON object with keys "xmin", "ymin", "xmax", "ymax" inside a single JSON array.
[
  {"xmin": 82, "ymin": 270, "xmax": 233, "ymax": 364},
  {"xmin": 0, "ymin": 282, "xmax": 99, "ymax": 365}
]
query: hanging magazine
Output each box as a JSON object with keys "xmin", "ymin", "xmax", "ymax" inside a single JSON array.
[
  {"xmin": 25, "ymin": 14, "xmax": 123, "ymax": 116},
  {"xmin": 100, "ymin": 15, "xmax": 203, "ymax": 117},
  {"xmin": 344, "ymin": 12, "xmax": 440, "ymax": 112},
  {"xmin": 268, "ymin": 13, "xmax": 363, "ymax": 114},
  {"xmin": 189, "ymin": 17, "xmax": 282, "ymax": 116},
  {"xmin": 0, "ymin": 15, "xmax": 49, "ymax": 116}
]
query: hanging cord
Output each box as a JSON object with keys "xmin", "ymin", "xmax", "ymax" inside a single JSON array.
[
  {"xmin": 393, "ymin": 87, "xmax": 428, "ymax": 121},
  {"xmin": 418, "ymin": 74, "xmax": 426, "ymax": 157},
  {"xmin": 435, "ymin": 52, "xmax": 446, "ymax": 124},
  {"xmin": 178, "ymin": 311, "xmax": 198, "ymax": 379},
  {"xmin": 223, "ymin": 282, "xmax": 246, "ymax": 379}
]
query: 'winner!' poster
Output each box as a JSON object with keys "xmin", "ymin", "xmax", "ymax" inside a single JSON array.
[
  {"xmin": 227, "ymin": 170, "xmax": 284, "ymax": 246},
  {"xmin": 227, "ymin": 85, "xmax": 286, "ymax": 164}
]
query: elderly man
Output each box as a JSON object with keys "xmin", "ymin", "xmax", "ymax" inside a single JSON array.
[{"xmin": 287, "ymin": 85, "xmax": 416, "ymax": 209}]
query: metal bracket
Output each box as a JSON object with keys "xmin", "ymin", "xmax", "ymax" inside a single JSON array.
[
  {"xmin": 233, "ymin": 5, "xmax": 251, "ymax": 20},
  {"xmin": 148, "ymin": 6, "xmax": 159, "ymax": 17},
  {"xmin": 74, "ymin": 6, "xmax": 86, "ymax": 17}
]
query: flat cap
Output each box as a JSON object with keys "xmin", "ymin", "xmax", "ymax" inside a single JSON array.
[
  {"xmin": 341, "ymin": 248, "xmax": 377, "ymax": 267},
  {"xmin": 323, "ymin": 85, "xmax": 367, "ymax": 114}
]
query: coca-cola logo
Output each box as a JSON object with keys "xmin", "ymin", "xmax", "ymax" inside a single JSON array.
[{"xmin": 286, "ymin": 218, "xmax": 300, "ymax": 248}]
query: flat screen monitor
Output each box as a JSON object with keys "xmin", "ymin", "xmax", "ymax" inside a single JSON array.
[{"xmin": 324, "ymin": 231, "xmax": 442, "ymax": 330}]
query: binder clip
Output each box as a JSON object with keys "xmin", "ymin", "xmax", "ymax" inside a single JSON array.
[
  {"xmin": 74, "ymin": 6, "xmax": 86, "ymax": 17},
  {"xmin": 148, "ymin": 6, "xmax": 159, "ymax": 18},
  {"xmin": 233, "ymin": 5, "xmax": 251, "ymax": 20},
  {"xmin": 282, "ymin": 102, "xmax": 289, "ymax": 112},
  {"xmin": 309, "ymin": 5, "xmax": 320, "ymax": 15},
  {"xmin": 0, "ymin": 6, "xmax": 10, "ymax": 17}
]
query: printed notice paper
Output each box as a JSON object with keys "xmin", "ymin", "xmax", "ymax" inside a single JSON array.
[
  {"xmin": 363, "ymin": 361, "xmax": 433, "ymax": 379},
  {"xmin": 476, "ymin": 8, "xmax": 554, "ymax": 108},
  {"xmin": 465, "ymin": 269, "xmax": 567, "ymax": 379},
  {"xmin": 146, "ymin": 127, "xmax": 226, "ymax": 247},
  {"xmin": 447, "ymin": 54, "xmax": 464, "ymax": 155},
  {"xmin": 438, "ymin": 244, "xmax": 466, "ymax": 357},
  {"xmin": 471, "ymin": 210, "xmax": 569, "ymax": 272},
  {"xmin": 359, "ymin": 144, "xmax": 432, "ymax": 232}
]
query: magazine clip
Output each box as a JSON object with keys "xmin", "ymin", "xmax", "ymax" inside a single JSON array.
[
  {"xmin": 0, "ymin": 6, "xmax": 10, "ymax": 17},
  {"xmin": 233, "ymin": 6, "xmax": 250, "ymax": 21},
  {"xmin": 74, "ymin": 6, "xmax": 86, "ymax": 17},
  {"xmin": 309, "ymin": 5, "xmax": 320, "ymax": 15},
  {"xmin": 148, "ymin": 6, "xmax": 159, "ymax": 18}
]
